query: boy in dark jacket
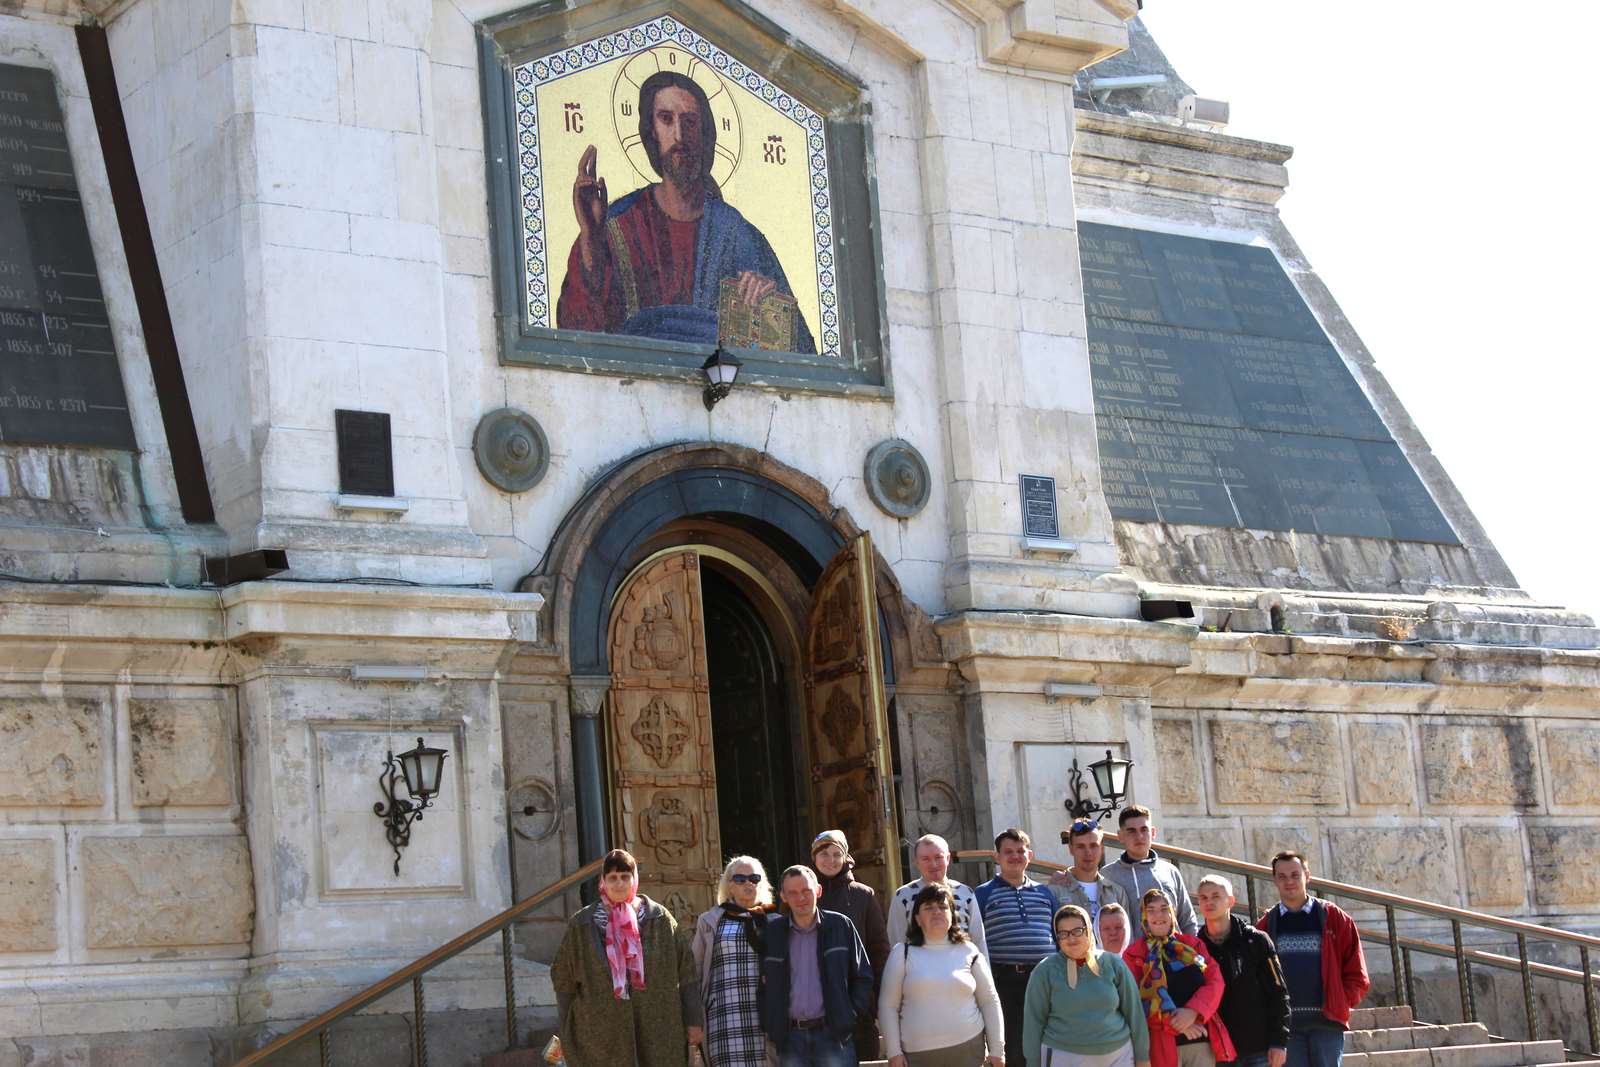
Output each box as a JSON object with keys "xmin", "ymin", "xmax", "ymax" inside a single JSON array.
[
  {"xmin": 1197, "ymin": 875, "xmax": 1290, "ymax": 1067},
  {"xmin": 762, "ymin": 865, "xmax": 875, "ymax": 1067}
]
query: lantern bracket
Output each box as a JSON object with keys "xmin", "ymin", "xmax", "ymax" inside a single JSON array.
[{"xmin": 372, "ymin": 738, "xmax": 446, "ymax": 876}]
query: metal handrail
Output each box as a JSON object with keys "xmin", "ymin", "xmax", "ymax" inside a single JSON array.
[
  {"xmin": 231, "ymin": 858, "xmax": 602, "ymax": 1067},
  {"xmin": 953, "ymin": 843, "xmax": 1600, "ymax": 1053}
]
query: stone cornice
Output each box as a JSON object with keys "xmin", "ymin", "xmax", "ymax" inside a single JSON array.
[
  {"xmin": 1072, "ymin": 110, "xmax": 1292, "ymax": 207},
  {"xmin": 941, "ymin": 0, "xmax": 1136, "ymax": 76}
]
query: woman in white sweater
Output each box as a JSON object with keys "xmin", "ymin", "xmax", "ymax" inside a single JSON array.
[{"xmin": 879, "ymin": 882, "xmax": 1006, "ymax": 1067}]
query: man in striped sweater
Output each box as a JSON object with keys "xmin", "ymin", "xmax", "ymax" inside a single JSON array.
[
  {"xmin": 887, "ymin": 834, "xmax": 987, "ymax": 954},
  {"xmin": 975, "ymin": 827, "xmax": 1058, "ymax": 1067}
]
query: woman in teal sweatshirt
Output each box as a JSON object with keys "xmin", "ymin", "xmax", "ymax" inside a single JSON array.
[{"xmin": 1024, "ymin": 904, "xmax": 1151, "ymax": 1067}]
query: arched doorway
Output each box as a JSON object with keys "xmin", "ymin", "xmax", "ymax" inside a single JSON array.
[{"xmin": 601, "ymin": 529, "xmax": 900, "ymax": 918}]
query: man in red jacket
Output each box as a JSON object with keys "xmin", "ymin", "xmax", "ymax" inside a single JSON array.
[{"xmin": 1256, "ymin": 852, "xmax": 1369, "ymax": 1067}]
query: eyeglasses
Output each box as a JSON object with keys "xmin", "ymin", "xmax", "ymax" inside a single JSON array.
[
  {"xmin": 1056, "ymin": 927, "xmax": 1089, "ymax": 940},
  {"xmin": 731, "ymin": 873, "xmax": 763, "ymax": 885}
]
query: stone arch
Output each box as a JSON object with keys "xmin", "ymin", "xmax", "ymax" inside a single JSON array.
[{"xmin": 520, "ymin": 441, "xmax": 946, "ymax": 684}]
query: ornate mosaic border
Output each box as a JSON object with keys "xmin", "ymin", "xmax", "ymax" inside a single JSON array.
[{"xmin": 512, "ymin": 14, "xmax": 841, "ymax": 357}]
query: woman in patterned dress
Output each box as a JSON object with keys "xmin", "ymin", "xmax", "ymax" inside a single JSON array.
[{"xmin": 692, "ymin": 856, "xmax": 776, "ymax": 1067}]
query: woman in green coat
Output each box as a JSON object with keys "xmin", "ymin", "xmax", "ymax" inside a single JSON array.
[{"xmin": 552, "ymin": 849, "xmax": 705, "ymax": 1067}]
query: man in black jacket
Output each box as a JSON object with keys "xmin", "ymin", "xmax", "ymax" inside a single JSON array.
[
  {"xmin": 1197, "ymin": 874, "xmax": 1291, "ymax": 1067},
  {"xmin": 762, "ymin": 865, "xmax": 875, "ymax": 1067}
]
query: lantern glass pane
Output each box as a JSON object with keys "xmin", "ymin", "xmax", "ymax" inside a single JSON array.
[
  {"xmin": 416, "ymin": 750, "xmax": 445, "ymax": 795},
  {"xmin": 1090, "ymin": 759, "xmax": 1114, "ymax": 799},
  {"xmin": 399, "ymin": 751, "xmax": 424, "ymax": 795},
  {"xmin": 1107, "ymin": 758, "xmax": 1130, "ymax": 798}
]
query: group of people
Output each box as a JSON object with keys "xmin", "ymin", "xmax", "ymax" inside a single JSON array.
[{"xmin": 550, "ymin": 806, "xmax": 1370, "ymax": 1067}]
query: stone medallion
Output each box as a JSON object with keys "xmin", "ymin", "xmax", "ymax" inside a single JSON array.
[
  {"xmin": 473, "ymin": 407, "xmax": 549, "ymax": 493},
  {"xmin": 864, "ymin": 438, "xmax": 930, "ymax": 519}
]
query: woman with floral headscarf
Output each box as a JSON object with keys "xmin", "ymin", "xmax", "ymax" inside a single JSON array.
[
  {"xmin": 1122, "ymin": 889, "xmax": 1235, "ymax": 1067},
  {"xmin": 552, "ymin": 849, "xmax": 705, "ymax": 1067},
  {"xmin": 1022, "ymin": 903, "xmax": 1149, "ymax": 1067}
]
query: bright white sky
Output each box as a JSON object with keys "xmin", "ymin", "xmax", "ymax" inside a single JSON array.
[{"xmin": 1137, "ymin": 4, "xmax": 1600, "ymax": 623}]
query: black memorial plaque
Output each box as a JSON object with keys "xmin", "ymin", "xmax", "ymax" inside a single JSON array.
[
  {"xmin": 0, "ymin": 63, "xmax": 136, "ymax": 449},
  {"xmin": 1080, "ymin": 222, "xmax": 1457, "ymax": 544},
  {"xmin": 335, "ymin": 409, "xmax": 395, "ymax": 497},
  {"xmin": 1020, "ymin": 474, "xmax": 1059, "ymax": 539}
]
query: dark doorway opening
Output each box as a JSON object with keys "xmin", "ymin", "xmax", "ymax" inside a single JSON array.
[{"xmin": 701, "ymin": 565, "xmax": 804, "ymax": 868}]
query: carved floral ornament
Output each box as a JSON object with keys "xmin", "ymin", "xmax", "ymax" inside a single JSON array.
[
  {"xmin": 820, "ymin": 684, "xmax": 862, "ymax": 757},
  {"xmin": 632, "ymin": 695, "xmax": 693, "ymax": 768},
  {"xmin": 631, "ymin": 591, "xmax": 688, "ymax": 672},
  {"xmin": 639, "ymin": 791, "xmax": 699, "ymax": 863}
]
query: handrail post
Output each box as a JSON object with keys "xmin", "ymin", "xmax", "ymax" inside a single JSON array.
[
  {"xmin": 1582, "ymin": 943, "xmax": 1598, "ymax": 1055},
  {"xmin": 320, "ymin": 1029, "xmax": 331, "ymax": 1067},
  {"xmin": 1401, "ymin": 945, "xmax": 1416, "ymax": 1011},
  {"xmin": 1385, "ymin": 906, "xmax": 1403, "ymax": 1008},
  {"xmin": 414, "ymin": 975, "xmax": 428, "ymax": 1067},
  {"xmin": 503, "ymin": 926, "xmax": 518, "ymax": 1048},
  {"xmin": 1453, "ymin": 920, "xmax": 1475, "ymax": 1022},
  {"xmin": 1517, "ymin": 932, "xmax": 1537, "ymax": 1040},
  {"xmin": 1247, "ymin": 876, "xmax": 1258, "ymax": 919}
]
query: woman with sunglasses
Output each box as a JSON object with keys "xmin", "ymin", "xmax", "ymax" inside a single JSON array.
[
  {"xmin": 1122, "ymin": 889, "xmax": 1233, "ymax": 1067},
  {"xmin": 693, "ymin": 856, "xmax": 777, "ymax": 1067},
  {"xmin": 879, "ymin": 881, "xmax": 1004, "ymax": 1067},
  {"xmin": 1023, "ymin": 903, "xmax": 1149, "ymax": 1067}
]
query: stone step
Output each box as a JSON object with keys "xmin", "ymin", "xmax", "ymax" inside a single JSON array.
[
  {"xmin": 1342, "ymin": 1040, "xmax": 1569, "ymax": 1067},
  {"xmin": 1351, "ymin": 1005, "xmax": 1418, "ymax": 1030},
  {"xmin": 1347, "ymin": 1024, "xmax": 1493, "ymax": 1053}
]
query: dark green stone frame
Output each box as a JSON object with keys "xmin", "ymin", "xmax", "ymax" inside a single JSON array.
[{"xmin": 478, "ymin": 0, "xmax": 893, "ymax": 397}]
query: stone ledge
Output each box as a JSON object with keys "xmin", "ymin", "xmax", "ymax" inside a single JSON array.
[{"xmin": 940, "ymin": 0, "xmax": 1135, "ymax": 76}]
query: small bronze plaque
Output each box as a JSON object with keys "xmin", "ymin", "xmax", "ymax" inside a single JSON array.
[{"xmin": 335, "ymin": 409, "xmax": 394, "ymax": 497}]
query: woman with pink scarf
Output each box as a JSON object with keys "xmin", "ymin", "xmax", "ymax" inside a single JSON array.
[{"xmin": 552, "ymin": 849, "xmax": 705, "ymax": 1067}]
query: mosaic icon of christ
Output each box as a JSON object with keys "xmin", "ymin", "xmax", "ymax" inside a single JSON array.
[{"xmin": 555, "ymin": 70, "xmax": 817, "ymax": 354}]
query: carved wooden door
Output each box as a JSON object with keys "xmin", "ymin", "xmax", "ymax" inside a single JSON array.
[
  {"xmin": 805, "ymin": 532, "xmax": 902, "ymax": 897},
  {"xmin": 607, "ymin": 552, "xmax": 721, "ymax": 923}
]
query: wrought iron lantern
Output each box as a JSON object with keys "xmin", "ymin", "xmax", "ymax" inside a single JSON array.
[
  {"xmin": 1064, "ymin": 748, "xmax": 1134, "ymax": 825},
  {"xmin": 701, "ymin": 347, "xmax": 743, "ymax": 410},
  {"xmin": 373, "ymin": 737, "xmax": 449, "ymax": 875}
]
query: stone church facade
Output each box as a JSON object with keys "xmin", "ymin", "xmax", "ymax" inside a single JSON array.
[{"xmin": 1, "ymin": 0, "xmax": 1596, "ymax": 1061}]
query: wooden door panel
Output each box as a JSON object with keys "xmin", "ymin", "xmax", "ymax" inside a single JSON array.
[
  {"xmin": 607, "ymin": 552, "xmax": 720, "ymax": 922},
  {"xmin": 804, "ymin": 533, "xmax": 901, "ymax": 896}
]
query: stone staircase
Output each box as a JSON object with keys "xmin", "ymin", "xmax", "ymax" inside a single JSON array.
[{"xmin": 483, "ymin": 1004, "xmax": 1600, "ymax": 1067}]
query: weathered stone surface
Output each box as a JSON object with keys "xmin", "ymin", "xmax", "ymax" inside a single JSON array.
[
  {"xmin": 1528, "ymin": 827, "xmax": 1600, "ymax": 906},
  {"xmin": 1459, "ymin": 826, "xmax": 1526, "ymax": 908},
  {"xmin": 1249, "ymin": 824, "xmax": 1319, "ymax": 870},
  {"xmin": 1542, "ymin": 727, "xmax": 1600, "ymax": 807},
  {"xmin": 0, "ymin": 839, "xmax": 56, "ymax": 951},
  {"xmin": 1422, "ymin": 722, "xmax": 1537, "ymax": 807},
  {"xmin": 0, "ymin": 697, "xmax": 103, "ymax": 806},
  {"xmin": 1154, "ymin": 717, "xmax": 1202, "ymax": 806},
  {"xmin": 1210, "ymin": 717, "xmax": 1344, "ymax": 806},
  {"xmin": 82, "ymin": 836, "xmax": 253, "ymax": 948},
  {"xmin": 129, "ymin": 697, "xmax": 233, "ymax": 807},
  {"xmin": 1349, "ymin": 721, "xmax": 1415, "ymax": 805},
  {"xmin": 1328, "ymin": 827, "xmax": 1458, "ymax": 902},
  {"xmin": 1161, "ymin": 824, "xmax": 1244, "ymax": 891}
]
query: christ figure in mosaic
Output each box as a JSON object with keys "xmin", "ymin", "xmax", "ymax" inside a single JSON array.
[{"xmin": 556, "ymin": 70, "xmax": 816, "ymax": 353}]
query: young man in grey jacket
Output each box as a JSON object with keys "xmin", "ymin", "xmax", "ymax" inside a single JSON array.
[
  {"xmin": 1049, "ymin": 818, "xmax": 1132, "ymax": 924},
  {"xmin": 1100, "ymin": 805, "xmax": 1199, "ymax": 937}
]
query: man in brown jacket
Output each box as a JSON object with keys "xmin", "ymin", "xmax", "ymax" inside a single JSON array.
[{"xmin": 811, "ymin": 830, "xmax": 890, "ymax": 1061}]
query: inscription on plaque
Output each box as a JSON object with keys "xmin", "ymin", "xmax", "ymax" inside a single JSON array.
[
  {"xmin": 1020, "ymin": 474, "xmax": 1059, "ymax": 539},
  {"xmin": 0, "ymin": 64, "xmax": 135, "ymax": 449},
  {"xmin": 1081, "ymin": 222, "xmax": 1456, "ymax": 544},
  {"xmin": 335, "ymin": 409, "xmax": 395, "ymax": 497}
]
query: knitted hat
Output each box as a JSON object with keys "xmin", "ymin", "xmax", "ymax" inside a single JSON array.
[{"xmin": 810, "ymin": 829, "xmax": 849, "ymax": 857}]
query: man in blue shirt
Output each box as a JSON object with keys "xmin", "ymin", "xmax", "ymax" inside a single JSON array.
[{"xmin": 974, "ymin": 828, "xmax": 1057, "ymax": 1067}]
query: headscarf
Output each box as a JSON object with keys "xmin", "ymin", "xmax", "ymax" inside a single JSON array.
[
  {"xmin": 1054, "ymin": 903, "xmax": 1099, "ymax": 988},
  {"xmin": 1135, "ymin": 893, "xmax": 1205, "ymax": 1023},
  {"xmin": 604, "ymin": 887, "xmax": 646, "ymax": 999},
  {"xmin": 719, "ymin": 898, "xmax": 770, "ymax": 956}
]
